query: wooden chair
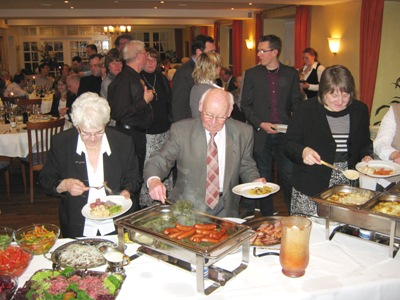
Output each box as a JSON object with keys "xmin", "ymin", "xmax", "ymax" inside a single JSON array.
[
  {"xmin": 21, "ymin": 118, "xmax": 65, "ymax": 203},
  {"xmin": 0, "ymin": 156, "xmax": 11, "ymax": 201}
]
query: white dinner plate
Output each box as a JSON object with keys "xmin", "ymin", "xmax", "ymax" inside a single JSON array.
[
  {"xmin": 81, "ymin": 195, "xmax": 132, "ymax": 220},
  {"xmin": 232, "ymin": 182, "xmax": 280, "ymax": 199},
  {"xmin": 355, "ymin": 160, "xmax": 400, "ymax": 178}
]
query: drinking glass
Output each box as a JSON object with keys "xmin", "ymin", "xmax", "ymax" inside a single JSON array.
[{"xmin": 279, "ymin": 216, "xmax": 312, "ymax": 278}]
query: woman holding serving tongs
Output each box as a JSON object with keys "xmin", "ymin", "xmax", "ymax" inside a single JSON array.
[{"xmin": 284, "ymin": 65, "xmax": 372, "ymax": 216}]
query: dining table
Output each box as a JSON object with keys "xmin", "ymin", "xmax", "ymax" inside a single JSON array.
[
  {"xmin": 17, "ymin": 219, "xmax": 400, "ymax": 300},
  {"xmin": 0, "ymin": 124, "xmax": 30, "ymax": 157},
  {"xmin": 28, "ymin": 92, "xmax": 53, "ymax": 114}
]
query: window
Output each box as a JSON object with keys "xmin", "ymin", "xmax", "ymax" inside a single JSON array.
[
  {"xmin": 23, "ymin": 42, "xmax": 39, "ymax": 74},
  {"xmin": 132, "ymin": 30, "xmax": 174, "ymax": 61}
]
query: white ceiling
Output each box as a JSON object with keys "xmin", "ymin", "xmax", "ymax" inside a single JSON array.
[{"xmin": 0, "ymin": 0, "xmax": 358, "ymax": 26}]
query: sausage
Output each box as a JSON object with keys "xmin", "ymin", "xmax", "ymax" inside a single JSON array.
[
  {"xmin": 164, "ymin": 227, "xmax": 179, "ymax": 235},
  {"xmin": 168, "ymin": 231, "xmax": 183, "ymax": 239},
  {"xmin": 194, "ymin": 223, "xmax": 217, "ymax": 230},
  {"xmin": 219, "ymin": 233, "xmax": 229, "ymax": 241},
  {"xmin": 177, "ymin": 228, "xmax": 196, "ymax": 240},
  {"xmin": 176, "ymin": 224, "xmax": 195, "ymax": 231},
  {"xmin": 200, "ymin": 237, "xmax": 220, "ymax": 244},
  {"xmin": 190, "ymin": 234, "xmax": 205, "ymax": 242},
  {"xmin": 195, "ymin": 229, "xmax": 213, "ymax": 235},
  {"xmin": 209, "ymin": 228, "xmax": 227, "ymax": 240}
]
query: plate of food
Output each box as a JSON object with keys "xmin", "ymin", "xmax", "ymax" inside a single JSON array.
[
  {"xmin": 356, "ymin": 160, "xmax": 400, "ymax": 178},
  {"xmin": 81, "ymin": 196, "xmax": 132, "ymax": 220},
  {"xmin": 232, "ymin": 182, "xmax": 280, "ymax": 199}
]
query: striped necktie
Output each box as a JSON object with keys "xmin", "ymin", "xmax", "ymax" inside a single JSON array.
[{"xmin": 205, "ymin": 132, "xmax": 219, "ymax": 209}]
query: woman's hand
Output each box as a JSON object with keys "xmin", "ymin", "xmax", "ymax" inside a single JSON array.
[
  {"xmin": 120, "ymin": 190, "xmax": 130, "ymax": 199},
  {"xmin": 56, "ymin": 179, "xmax": 89, "ymax": 196},
  {"xmin": 58, "ymin": 107, "xmax": 69, "ymax": 118},
  {"xmin": 361, "ymin": 155, "xmax": 373, "ymax": 163},
  {"xmin": 300, "ymin": 82, "xmax": 310, "ymax": 90},
  {"xmin": 302, "ymin": 147, "xmax": 321, "ymax": 165},
  {"xmin": 148, "ymin": 178, "xmax": 167, "ymax": 203}
]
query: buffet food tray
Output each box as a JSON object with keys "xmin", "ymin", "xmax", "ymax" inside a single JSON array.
[
  {"xmin": 114, "ymin": 204, "xmax": 255, "ymax": 295},
  {"xmin": 312, "ymin": 185, "xmax": 399, "ymax": 257}
]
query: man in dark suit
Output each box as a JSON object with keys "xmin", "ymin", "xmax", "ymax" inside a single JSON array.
[
  {"xmin": 171, "ymin": 35, "xmax": 215, "ymax": 122},
  {"xmin": 144, "ymin": 88, "xmax": 265, "ymax": 217},
  {"xmin": 77, "ymin": 54, "xmax": 103, "ymax": 96},
  {"xmin": 220, "ymin": 67, "xmax": 237, "ymax": 92},
  {"xmin": 241, "ymin": 34, "xmax": 301, "ymax": 216}
]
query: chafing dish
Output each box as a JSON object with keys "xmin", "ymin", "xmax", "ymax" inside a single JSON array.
[
  {"xmin": 114, "ymin": 205, "xmax": 255, "ymax": 295},
  {"xmin": 312, "ymin": 185, "xmax": 400, "ymax": 257}
]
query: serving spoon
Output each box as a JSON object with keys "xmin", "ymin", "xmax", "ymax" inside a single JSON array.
[{"xmin": 320, "ymin": 160, "xmax": 360, "ymax": 180}]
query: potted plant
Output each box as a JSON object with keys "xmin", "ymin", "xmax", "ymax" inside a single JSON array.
[{"xmin": 373, "ymin": 76, "xmax": 400, "ymax": 125}]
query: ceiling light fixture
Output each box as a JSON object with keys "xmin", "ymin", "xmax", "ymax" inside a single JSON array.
[{"xmin": 103, "ymin": 25, "xmax": 132, "ymax": 36}]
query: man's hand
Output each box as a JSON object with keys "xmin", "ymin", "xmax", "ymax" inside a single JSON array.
[
  {"xmin": 148, "ymin": 178, "xmax": 167, "ymax": 203},
  {"xmin": 57, "ymin": 179, "xmax": 89, "ymax": 196},
  {"xmin": 260, "ymin": 122, "xmax": 278, "ymax": 134},
  {"xmin": 144, "ymin": 86, "xmax": 154, "ymax": 104},
  {"xmin": 253, "ymin": 177, "xmax": 267, "ymax": 184}
]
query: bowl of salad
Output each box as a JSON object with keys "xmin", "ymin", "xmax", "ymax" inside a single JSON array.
[
  {"xmin": 0, "ymin": 227, "xmax": 14, "ymax": 250},
  {"xmin": 0, "ymin": 272, "xmax": 18, "ymax": 300},
  {"xmin": 14, "ymin": 224, "xmax": 60, "ymax": 255},
  {"xmin": 0, "ymin": 246, "xmax": 32, "ymax": 277}
]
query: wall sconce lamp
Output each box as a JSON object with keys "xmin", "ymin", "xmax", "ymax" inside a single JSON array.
[
  {"xmin": 328, "ymin": 37, "xmax": 341, "ymax": 54},
  {"xmin": 245, "ymin": 38, "xmax": 254, "ymax": 50}
]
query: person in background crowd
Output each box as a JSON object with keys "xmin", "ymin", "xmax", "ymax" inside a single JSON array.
[
  {"xmin": 67, "ymin": 74, "xmax": 81, "ymax": 97},
  {"xmin": 35, "ymin": 62, "xmax": 54, "ymax": 89},
  {"xmin": 189, "ymin": 52, "xmax": 222, "ymax": 118},
  {"xmin": 40, "ymin": 92, "xmax": 141, "ymax": 238},
  {"xmin": 86, "ymin": 44, "xmax": 98, "ymax": 57},
  {"xmin": 107, "ymin": 40, "xmax": 154, "ymax": 211},
  {"xmin": 300, "ymin": 47, "xmax": 325, "ymax": 100},
  {"xmin": 230, "ymin": 74, "xmax": 246, "ymax": 122},
  {"xmin": 77, "ymin": 54, "xmax": 103, "ymax": 96},
  {"xmin": 4, "ymin": 72, "xmax": 29, "ymax": 98},
  {"xmin": 144, "ymin": 88, "xmax": 265, "ymax": 217},
  {"xmin": 114, "ymin": 34, "xmax": 133, "ymax": 52},
  {"xmin": 220, "ymin": 67, "xmax": 237, "ymax": 92},
  {"xmin": 61, "ymin": 64, "xmax": 70, "ymax": 77},
  {"xmin": 284, "ymin": 65, "xmax": 372, "ymax": 216},
  {"xmin": 48, "ymin": 75, "xmax": 76, "ymax": 119},
  {"xmin": 374, "ymin": 103, "xmax": 400, "ymax": 164},
  {"xmin": 140, "ymin": 47, "xmax": 173, "ymax": 208},
  {"xmin": 241, "ymin": 34, "xmax": 301, "ymax": 216},
  {"xmin": 0, "ymin": 70, "xmax": 11, "ymax": 96},
  {"xmin": 160, "ymin": 58, "xmax": 171, "ymax": 76},
  {"xmin": 100, "ymin": 48, "xmax": 124, "ymax": 100},
  {"xmin": 171, "ymin": 35, "xmax": 215, "ymax": 122}
]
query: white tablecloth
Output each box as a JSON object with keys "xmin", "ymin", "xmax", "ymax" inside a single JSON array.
[
  {"xmin": 0, "ymin": 124, "xmax": 29, "ymax": 157},
  {"xmin": 18, "ymin": 221, "xmax": 400, "ymax": 300}
]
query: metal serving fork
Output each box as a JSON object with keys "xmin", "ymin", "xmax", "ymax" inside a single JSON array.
[{"xmin": 88, "ymin": 181, "xmax": 113, "ymax": 195}]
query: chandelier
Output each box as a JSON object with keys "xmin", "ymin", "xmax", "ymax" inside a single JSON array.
[{"xmin": 103, "ymin": 25, "xmax": 132, "ymax": 35}]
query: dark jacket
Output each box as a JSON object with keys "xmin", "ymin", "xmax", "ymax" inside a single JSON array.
[
  {"xmin": 284, "ymin": 97, "xmax": 372, "ymax": 197},
  {"xmin": 40, "ymin": 127, "xmax": 141, "ymax": 238},
  {"xmin": 48, "ymin": 92, "xmax": 76, "ymax": 118},
  {"xmin": 77, "ymin": 75, "xmax": 102, "ymax": 96}
]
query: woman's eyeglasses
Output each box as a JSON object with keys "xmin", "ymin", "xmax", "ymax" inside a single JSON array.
[{"xmin": 78, "ymin": 127, "xmax": 105, "ymax": 138}]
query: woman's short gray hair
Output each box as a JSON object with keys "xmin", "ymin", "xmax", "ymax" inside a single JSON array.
[{"xmin": 71, "ymin": 92, "xmax": 110, "ymax": 129}]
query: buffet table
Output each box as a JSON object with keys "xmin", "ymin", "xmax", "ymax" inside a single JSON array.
[{"xmin": 18, "ymin": 220, "xmax": 400, "ymax": 300}]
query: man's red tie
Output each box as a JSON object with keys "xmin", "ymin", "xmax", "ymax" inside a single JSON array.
[{"xmin": 205, "ymin": 132, "xmax": 219, "ymax": 209}]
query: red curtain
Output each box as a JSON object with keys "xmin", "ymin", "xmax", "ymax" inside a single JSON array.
[
  {"xmin": 359, "ymin": 0, "xmax": 384, "ymax": 114},
  {"xmin": 294, "ymin": 6, "xmax": 309, "ymax": 69},
  {"xmin": 232, "ymin": 20, "xmax": 242, "ymax": 77},
  {"xmin": 255, "ymin": 12, "xmax": 263, "ymax": 65},
  {"xmin": 214, "ymin": 21, "xmax": 220, "ymax": 53},
  {"xmin": 174, "ymin": 29, "xmax": 183, "ymax": 60},
  {"xmin": 189, "ymin": 26, "xmax": 196, "ymax": 55},
  {"xmin": 201, "ymin": 26, "xmax": 208, "ymax": 36}
]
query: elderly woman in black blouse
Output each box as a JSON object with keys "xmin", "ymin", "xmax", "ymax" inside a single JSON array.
[
  {"xmin": 284, "ymin": 65, "xmax": 372, "ymax": 216},
  {"xmin": 40, "ymin": 92, "xmax": 141, "ymax": 238}
]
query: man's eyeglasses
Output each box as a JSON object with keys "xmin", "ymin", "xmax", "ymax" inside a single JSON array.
[
  {"xmin": 78, "ymin": 127, "xmax": 105, "ymax": 138},
  {"xmin": 257, "ymin": 49, "xmax": 275, "ymax": 54},
  {"xmin": 202, "ymin": 112, "xmax": 228, "ymax": 122},
  {"xmin": 138, "ymin": 52, "xmax": 149, "ymax": 57}
]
